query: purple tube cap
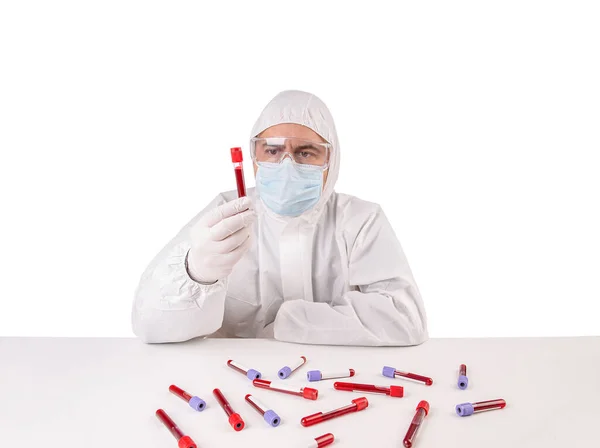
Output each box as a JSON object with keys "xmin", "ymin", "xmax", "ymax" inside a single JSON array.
[
  {"xmin": 458, "ymin": 375, "xmax": 469, "ymax": 390},
  {"xmin": 382, "ymin": 366, "xmax": 396, "ymax": 378},
  {"xmin": 306, "ymin": 370, "xmax": 322, "ymax": 382},
  {"xmin": 189, "ymin": 396, "xmax": 206, "ymax": 412},
  {"xmin": 278, "ymin": 366, "xmax": 292, "ymax": 379},
  {"xmin": 456, "ymin": 402, "xmax": 474, "ymax": 417},
  {"xmin": 264, "ymin": 409, "xmax": 281, "ymax": 427},
  {"xmin": 246, "ymin": 369, "xmax": 262, "ymax": 380}
]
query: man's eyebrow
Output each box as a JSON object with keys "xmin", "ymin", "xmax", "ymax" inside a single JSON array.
[{"xmin": 294, "ymin": 144, "xmax": 323, "ymax": 151}]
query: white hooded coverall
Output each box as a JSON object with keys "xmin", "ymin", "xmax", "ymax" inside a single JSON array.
[{"xmin": 132, "ymin": 90, "xmax": 428, "ymax": 346}]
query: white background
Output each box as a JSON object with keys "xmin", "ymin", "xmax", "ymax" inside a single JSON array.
[{"xmin": 1, "ymin": 1, "xmax": 598, "ymax": 338}]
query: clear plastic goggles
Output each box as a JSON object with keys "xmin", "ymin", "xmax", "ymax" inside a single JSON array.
[{"xmin": 250, "ymin": 137, "xmax": 331, "ymax": 168}]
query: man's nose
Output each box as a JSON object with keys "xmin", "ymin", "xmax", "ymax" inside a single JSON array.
[{"xmin": 280, "ymin": 152, "xmax": 294, "ymax": 162}]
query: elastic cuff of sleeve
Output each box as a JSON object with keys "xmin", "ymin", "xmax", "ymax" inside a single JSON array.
[
  {"xmin": 192, "ymin": 277, "xmax": 227, "ymax": 310},
  {"xmin": 185, "ymin": 249, "xmax": 218, "ymax": 285}
]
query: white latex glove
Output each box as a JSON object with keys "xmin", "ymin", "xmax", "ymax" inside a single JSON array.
[{"xmin": 187, "ymin": 197, "xmax": 256, "ymax": 284}]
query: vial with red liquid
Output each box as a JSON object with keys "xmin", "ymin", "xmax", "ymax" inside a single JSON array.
[
  {"xmin": 456, "ymin": 399, "xmax": 506, "ymax": 417},
  {"xmin": 382, "ymin": 366, "xmax": 433, "ymax": 386},
  {"xmin": 309, "ymin": 433, "xmax": 335, "ymax": 447},
  {"xmin": 334, "ymin": 381, "xmax": 403, "ymax": 398},
  {"xmin": 227, "ymin": 359, "xmax": 261, "ymax": 380},
  {"xmin": 300, "ymin": 397, "xmax": 368, "ymax": 427},
  {"xmin": 403, "ymin": 400, "xmax": 430, "ymax": 448},
  {"xmin": 253, "ymin": 378, "xmax": 318, "ymax": 400},
  {"xmin": 245, "ymin": 394, "xmax": 281, "ymax": 427},
  {"xmin": 231, "ymin": 147, "xmax": 246, "ymax": 197},
  {"xmin": 155, "ymin": 409, "xmax": 197, "ymax": 448},
  {"xmin": 458, "ymin": 364, "xmax": 468, "ymax": 390},
  {"xmin": 169, "ymin": 384, "xmax": 206, "ymax": 411},
  {"xmin": 278, "ymin": 355, "xmax": 307, "ymax": 379},
  {"xmin": 213, "ymin": 388, "xmax": 245, "ymax": 431},
  {"xmin": 307, "ymin": 368, "xmax": 355, "ymax": 382}
]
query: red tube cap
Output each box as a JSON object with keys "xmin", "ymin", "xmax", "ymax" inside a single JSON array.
[
  {"xmin": 303, "ymin": 387, "xmax": 319, "ymax": 400},
  {"xmin": 178, "ymin": 435, "xmax": 197, "ymax": 448},
  {"xmin": 315, "ymin": 433, "xmax": 335, "ymax": 446},
  {"xmin": 417, "ymin": 400, "xmax": 430, "ymax": 415},
  {"xmin": 228, "ymin": 412, "xmax": 245, "ymax": 431},
  {"xmin": 352, "ymin": 397, "xmax": 369, "ymax": 410},
  {"xmin": 230, "ymin": 147, "xmax": 243, "ymax": 163},
  {"xmin": 390, "ymin": 385, "xmax": 404, "ymax": 398},
  {"xmin": 301, "ymin": 412, "xmax": 322, "ymax": 427}
]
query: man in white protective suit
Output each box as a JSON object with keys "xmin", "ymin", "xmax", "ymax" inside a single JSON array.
[{"xmin": 132, "ymin": 90, "xmax": 428, "ymax": 346}]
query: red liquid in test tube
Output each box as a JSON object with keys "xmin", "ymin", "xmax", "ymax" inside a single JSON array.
[
  {"xmin": 382, "ymin": 366, "xmax": 433, "ymax": 386},
  {"xmin": 213, "ymin": 388, "xmax": 245, "ymax": 431},
  {"xmin": 278, "ymin": 355, "xmax": 307, "ymax": 379},
  {"xmin": 155, "ymin": 409, "xmax": 197, "ymax": 448},
  {"xmin": 245, "ymin": 394, "xmax": 281, "ymax": 427},
  {"xmin": 334, "ymin": 381, "xmax": 404, "ymax": 397},
  {"xmin": 403, "ymin": 400, "xmax": 430, "ymax": 448},
  {"xmin": 253, "ymin": 378, "xmax": 319, "ymax": 400},
  {"xmin": 169, "ymin": 384, "xmax": 206, "ymax": 411},
  {"xmin": 307, "ymin": 368, "xmax": 355, "ymax": 382},
  {"xmin": 227, "ymin": 359, "xmax": 261, "ymax": 380},
  {"xmin": 301, "ymin": 397, "xmax": 368, "ymax": 427},
  {"xmin": 231, "ymin": 147, "xmax": 246, "ymax": 197},
  {"xmin": 456, "ymin": 399, "xmax": 506, "ymax": 417},
  {"xmin": 309, "ymin": 433, "xmax": 335, "ymax": 447},
  {"xmin": 458, "ymin": 364, "xmax": 468, "ymax": 389}
]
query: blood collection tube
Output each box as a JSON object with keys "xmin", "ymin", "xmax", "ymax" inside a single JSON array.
[
  {"xmin": 213, "ymin": 388, "xmax": 245, "ymax": 431},
  {"xmin": 308, "ymin": 433, "xmax": 335, "ymax": 447},
  {"xmin": 253, "ymin": 378, "xmax": 318, "ymax": 400},
  {"xmin": 307, "ymin": 368, "xmax": 355, "ymax": 382},
  {"xmin": 382, "ymin": 366, "xmax": 433, "ymax": 386},
  {"xmin": 456, "ymin": 399, "xmax": 506, "ymax": 417},
  {"xmin": 278, "ymin": 355, "xmax": 307, "ymax": 379},
  {"xmin": 403, "ymin": 400, "xmax": 430, "ymax": 448},
  {"xmin": 227, "ymin": 359, "xmax": 261, "ymax": 380},
  {"xmin": 169, "ymin": 384, "xmax": 206, "ymax": 411},
  {"xmin": 458, "ymin": 364, "xmax": 468, "ymax": 390},
  {"xmin": 230, "ymin": 147, "xmax": 246, "ymax": 198},
  {"xmin": 334, "ymin": 381, "xmax": 404, "ymax": 398},
  {"xmin": 244, "ymin": 394, "xmax": 281, "ymax": 427},
  {"xmin": 155, "ymin": 409, "xmax": 197, "ymax": 448},
  {"xmin": 300, "ymin": 397, "xmax": 368, "ymax": 427}
]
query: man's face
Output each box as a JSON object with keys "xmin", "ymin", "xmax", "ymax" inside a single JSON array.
[{"xmin": 253, "ymin": 124, "xmax": 329, "ymax": 187}]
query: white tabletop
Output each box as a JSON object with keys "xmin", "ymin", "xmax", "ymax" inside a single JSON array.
[{"xmin": 1, "ymin": 337, "xmax": 599, "ymax": 447}]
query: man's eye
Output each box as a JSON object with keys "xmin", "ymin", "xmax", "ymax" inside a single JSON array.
[
  {"xmin": 299, "ymin": 151, "xmax": 313, "ymax": 158},
  {"xmin": 265, "ymin": 149, "xmax": 278, "ymax": 155}
]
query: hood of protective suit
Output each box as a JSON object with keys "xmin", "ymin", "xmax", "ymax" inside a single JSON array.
[{"xmin": 250, "ymin": 90, "xmax": 340, "ymax": 223}]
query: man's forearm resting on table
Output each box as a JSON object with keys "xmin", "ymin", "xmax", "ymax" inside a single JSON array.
[{"xmin": 273, "ymin": 283, "xmax": 428, "ymax": 346}]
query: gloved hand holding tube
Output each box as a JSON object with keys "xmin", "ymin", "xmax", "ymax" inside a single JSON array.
[{"xmin": 186, "ymin": 197, "xmax": 256, "ymax": 284}]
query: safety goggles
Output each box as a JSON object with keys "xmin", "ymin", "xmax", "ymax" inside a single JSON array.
[{"xmin": 250, "ymin": 137, "xmax": 331, "ymax": 169}]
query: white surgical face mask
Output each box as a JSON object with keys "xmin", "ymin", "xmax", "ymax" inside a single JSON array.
[{"xmin": 256, "ymin": 158, "xmax": 323, "ymax": 217}]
